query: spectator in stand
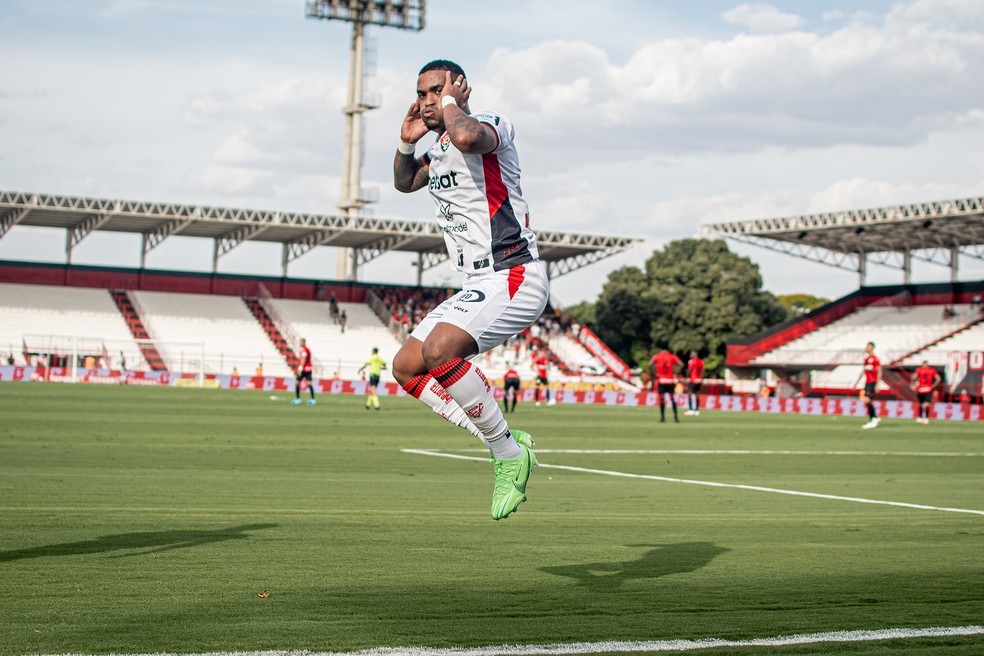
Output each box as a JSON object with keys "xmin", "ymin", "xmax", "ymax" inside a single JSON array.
[
  {"xmin": 853, "ymin": 341, "xmax": 881, "ymax": 430},
  {"xmin": 502, "ymin": 367, "xmax": 522, "ymax": 413},
  {"xmin": 649, "ymin": 346, "xmax": 683, "ymax": 423},
  {"xmin": 329, "ymin": 293, "xmax": 340, "ymax": 324},
  {"xmin": 958, "ymin": 389, "xmax": 971, "ymax": 404},
  {"xmin": 973, "ymin": 294, "xmax": 983, "ymax": 316},
  {"xmin": 684, "ymin": 351, "xmax": 705, "ymax": 416},
  {"xmin": 911, "ymin": 361, "xmax": 941, "ymax": 425},
  {"xmin": 119, "ymin": 351, "xmax": 127, "ymax": 373},
  {"xmin": 339, "ymin": 310, "xmax": 348, "ymax": 334},
  {"xmin": 255, "ymin": 363, "xmax": 264, "ymax": 377},
  {"xmin": 6, "ymin": 353, "xmax": 14, "ymax": 366}
]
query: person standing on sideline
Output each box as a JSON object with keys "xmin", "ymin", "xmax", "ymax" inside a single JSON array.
[
  {"xmin": 532, "ymin": 349, "xmax": 552, "ymax": 406},
  {"xmin": 359, "ymin": 347, "xmax": 387, "ymax": 411},
  {"xmin": 502, "ymin": 366, "xmax": 522, "ymax": 413},
  {"xmin": 853, "ymin": 341, "xmax": 881, "ymax": 429},
  {"xmin": 392, "ymin": 59, "xmax": 548, "ymax": 520},
  {"xmin": 911, "ymin": 361, "xmax": 941, "ymax": 425},
  {"xmin": 292, "ymin": 338, "xmax": 317, "ymax": 406},
  {"xmin": 650, "ymin": 346, "xmax": 683, "ymax": 423},
  {"xmin": 684, "ymin": 351, "xmax": 704, "ymax": 416}
]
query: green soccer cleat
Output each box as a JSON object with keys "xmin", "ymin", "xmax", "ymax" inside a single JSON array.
[{"xmin": 490, "ymin": 430, "xmax": 537, "ymax": 521}]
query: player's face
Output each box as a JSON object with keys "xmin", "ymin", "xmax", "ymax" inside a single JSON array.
[{"xmin": 416, "ymin": 70, "xmax": 447, "ymax": 131}]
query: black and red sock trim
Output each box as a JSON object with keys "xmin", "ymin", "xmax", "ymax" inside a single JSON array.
[
  {"xmin": 429, "ymin": 357, "xmax": 471, "ymax": 388},
  {"xmin": 402, "ymin": 374, "xmax": 431, "ymax": 399}
]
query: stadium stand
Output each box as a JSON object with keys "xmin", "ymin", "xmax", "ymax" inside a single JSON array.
[
  {"xmin": 132, "ymin": 290, "xmax": 293, "ymax": 378},
  {"xmin": 268, "ymin": 297, "xmax": 402, "ymax": 379},
  {"xmin": 0, "ymin": 282, "xmax": 145, "ymax": 370}
]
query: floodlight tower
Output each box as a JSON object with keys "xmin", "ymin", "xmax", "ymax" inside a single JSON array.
[{"xmin": 305, "ymin": 0, "xmax": 426, "ymax": 280}]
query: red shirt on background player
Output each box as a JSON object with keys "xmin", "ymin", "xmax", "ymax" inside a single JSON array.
[
  {"xmin": 913, "ymin": 363, "xmax": 939, "ymax": 395},
  {"xmin": 649, "ymin": 349, "xmax": 682, "ymax": 391},
  {"xmin": 687, "ymin": 354, "xmax": 704, "ymax": 384},
  {"xmin": 532, "ymin": 352, "xmax": 551, "ymax": 405},
  {"xmin": 854, "ymin": 341, "xmax": 881, "ymax": 429}
]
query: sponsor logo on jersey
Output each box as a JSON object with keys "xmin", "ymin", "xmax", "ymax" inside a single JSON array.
[
  {"xmin": 429, "ymin": 171, "xmax": 460, "ymax": 190},
  {"xmin": 443, "ymin": 223, "xmax": 468, "ymax": 234},
  {"xmin": 459, "ymin": 290, "xmax": 486, "ymax": 303}
]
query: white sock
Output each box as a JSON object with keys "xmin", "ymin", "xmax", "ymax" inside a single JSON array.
[
  {"xmin": 431, "ymin": 358, "xmax": 520, "ymax": 460},
  {"xmin": 402, "ymin": 373, "xmax": 485, "ymax": 441}
]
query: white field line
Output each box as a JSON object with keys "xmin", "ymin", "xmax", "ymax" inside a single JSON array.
[
  {"xmin": 37, "ymin": 625, "xmax": 984, "ymax": 656},
  {"xmin": 455, "ymin": 449, "xmax": 984, "ymax": 457},
  {"xmin": 401, "ymin": 450, "xmax": 984, "ymax": 517}
]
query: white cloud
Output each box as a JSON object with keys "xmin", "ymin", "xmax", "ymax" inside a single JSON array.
[{"xmin": 722, "ymin": 3, "xmax": 805, "ymax": 33}]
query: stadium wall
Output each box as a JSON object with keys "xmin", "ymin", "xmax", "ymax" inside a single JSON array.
[
  {"xmin": 1, "ymin": 365, "xmax": 979, "ymax": 421},
  {"xmin": 727, "ymin": 280, "xmax": 984, "ymax": 367}
]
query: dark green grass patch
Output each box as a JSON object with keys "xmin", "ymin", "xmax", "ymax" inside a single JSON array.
[{"xmin": 0, "ymin": 384, "xmax": 982, "ymax": 655}]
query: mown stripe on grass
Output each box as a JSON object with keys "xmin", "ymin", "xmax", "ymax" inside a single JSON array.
[
  {"xmin": 36, "ymin": 624, "xmax": 984, "ymax": 655},
  {"xmin": 403, "ymin": 449, "xmax": 984, "ymax": 516},
  {"xmin": 459, "ymin": 449, "xmax": 984, "ymax": 457}
]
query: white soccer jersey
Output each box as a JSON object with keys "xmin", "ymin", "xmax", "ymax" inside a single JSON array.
[{"xmin": 423, "ymin": 109, "xmax": 539, "ymax": 273}]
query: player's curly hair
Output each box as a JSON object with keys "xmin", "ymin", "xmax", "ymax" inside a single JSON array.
[{"xmin": 419, "ymin": 59, "xmax": 466, "ymax": 81}]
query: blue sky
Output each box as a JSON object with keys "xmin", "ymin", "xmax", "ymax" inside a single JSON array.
[{"xmin": 1, "ymin": 0, "xmax": 982, "ymax": 304}]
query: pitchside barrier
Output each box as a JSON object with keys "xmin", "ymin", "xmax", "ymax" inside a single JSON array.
[{"xmin": 1, "ymin": 365, "xmax": 980, "ymax": 422}]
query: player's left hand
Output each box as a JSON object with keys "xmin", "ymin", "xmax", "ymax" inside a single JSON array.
[{"xmin": 441, "ymin": 71, "xmax": 471, "ymax": 109}]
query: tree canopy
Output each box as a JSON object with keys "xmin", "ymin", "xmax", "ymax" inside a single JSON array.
[
  {"xmin": 590, "ymin": 239, "xmax": 786, "ymax": 375},
  {"xmin": 777, "ymin": 293, "xmax": 831, "ymax": 319}
]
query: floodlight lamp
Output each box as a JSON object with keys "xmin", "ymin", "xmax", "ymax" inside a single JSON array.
[{"xmin": 305, "ymin": 0, "xmax": 426, "ymax": 31}]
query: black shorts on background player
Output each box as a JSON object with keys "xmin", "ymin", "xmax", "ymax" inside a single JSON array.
[
  {"xmin": 864, "ymin": 382, "xmax": 876, "ymax": 397},
  {"xmin": 687, "ymin": 381, "xmax": 701, "ymax": 395},
  {"xmin": 657, "ymin": 383, "xmax": 675, "ymax": 396},
  {"xmin": 917, "ymin": 392, "xmax": 931, "ymax": 404},
  {"xmin": 369, "ymin": 373, "xmax": 381, "ymax": 387}
]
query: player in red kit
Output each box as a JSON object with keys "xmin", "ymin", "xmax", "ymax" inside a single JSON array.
[
  {"xmin": 684, "ymin": 351, "xmax": 705, "ymax": 416},
  {"xmin": 532, "ymin": 351, "xmax": 552, "ymax": 406},
  {"xmin": 852, "ymin": 341, "xmax": 880, "ymax": 429},
  {"xmin": 502, "ymin": 367, "xmax": 521, "ymax": 413},
  {"xmin": 649, "ymin": 347, "xmax": 683, "ymax": 423},
  {"xmin": 911, "ymin": 360, "xmax": 941, "ymax": 425},
  {"xmin": 291, "ymin": 338, "xmax": 316, "ymax": 406}
]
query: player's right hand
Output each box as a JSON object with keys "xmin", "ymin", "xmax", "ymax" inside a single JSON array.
[{"xmin": 401, "ymin": 101, "xmax": 428, "ymax": 145}]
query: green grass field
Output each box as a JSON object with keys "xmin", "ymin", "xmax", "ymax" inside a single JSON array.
[{"xmin": 1, "ymin": 383, "xmax": 982, "ymax": 656}]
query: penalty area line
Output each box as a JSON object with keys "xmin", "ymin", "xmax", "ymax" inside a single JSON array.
[
  {"xmin": 38, "ymin": 625, "xmax": 984, "ymax": 656},
  {"xmin": 401, "ymin": 449, "xmax": 984, "ymax": 516}
]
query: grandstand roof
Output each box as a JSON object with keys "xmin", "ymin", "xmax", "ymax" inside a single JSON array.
[
  {"xmin": 699, "ymin": 196, "xmax": 984, "ymax": 281},
  {"xmin": 0, "ymin": 190, "xmax": 641, "ymax": 281}
]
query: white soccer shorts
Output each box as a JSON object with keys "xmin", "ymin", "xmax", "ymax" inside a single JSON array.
[{"xmin": 410, "ymin": 259, "xmax": 549, "ymax": 354}]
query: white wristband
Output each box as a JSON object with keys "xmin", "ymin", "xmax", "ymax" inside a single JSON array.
[
  {"xmin": 397, "ymin": 140, "xmax": 415, "ymax": 155},
  {"xmin": 441, "ymin": 96, "xmax": 458, "ymax": 108}
]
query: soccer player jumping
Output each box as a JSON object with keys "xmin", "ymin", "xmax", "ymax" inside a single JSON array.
[{"xmin": 392, "ymin": 60, "xmax": 548, "ymax": 520}]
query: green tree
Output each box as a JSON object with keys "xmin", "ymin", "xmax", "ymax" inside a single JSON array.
[
  {"xmin": 593, "ymin": 239, "xmax": 786, "ymax": 375},
  {"xmin": 563, "ymin": 300, "xmax": 596, "ymax": 326},
  {"xmin": 777, "ymin": 293, "xmax": 830, "ymax": 319}
]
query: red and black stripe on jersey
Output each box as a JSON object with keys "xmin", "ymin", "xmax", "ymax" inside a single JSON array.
[{"xmin": 483, "ymin": 153, "xmax": 534, "ymax": 272}]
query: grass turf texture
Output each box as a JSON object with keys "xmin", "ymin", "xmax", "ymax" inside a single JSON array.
[{"xmin": 0, "ymin": 383, "xmax": 982, "ymax": 656}]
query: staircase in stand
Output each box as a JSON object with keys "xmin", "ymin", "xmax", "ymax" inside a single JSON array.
[
  {"xmin": 882, "ymin": 367, "xmax": 918, "ymax": 402},
  {"xmin": 109, "ymin": 289, "xmax": 167, "ymax": 371},
  {"xmin": 244, "ymin": 297, "xmax": 299, "ymax": 371}
]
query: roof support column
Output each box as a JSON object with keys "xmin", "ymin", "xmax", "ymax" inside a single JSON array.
[
  {"xmin": 416, "ymin": 253, "xmax": 424, "ymax": 286},
  {"xmin": 902, "ymin": 249, "xmax": 912, "ymax": 284},
  {"xmin": 950, "ymin": 246, "xmax": 960, "ymax": 282},
  {"xmin": 858, "ymin": 252, "xmax": 867, "ymax": 286}
]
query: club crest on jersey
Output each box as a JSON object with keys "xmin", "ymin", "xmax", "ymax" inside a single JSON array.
[{"xmin": 439, "ymin": 132, "xmax": 452, "ymax": 152}]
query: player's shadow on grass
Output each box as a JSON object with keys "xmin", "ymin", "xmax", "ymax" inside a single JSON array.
[
  {"xmin": 0, "ymin": 523, "xmax": 277, "ymax": 563},
  {"xmin": 539, "ymin": 542, "xmax": 729, "ymax": 589}
]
